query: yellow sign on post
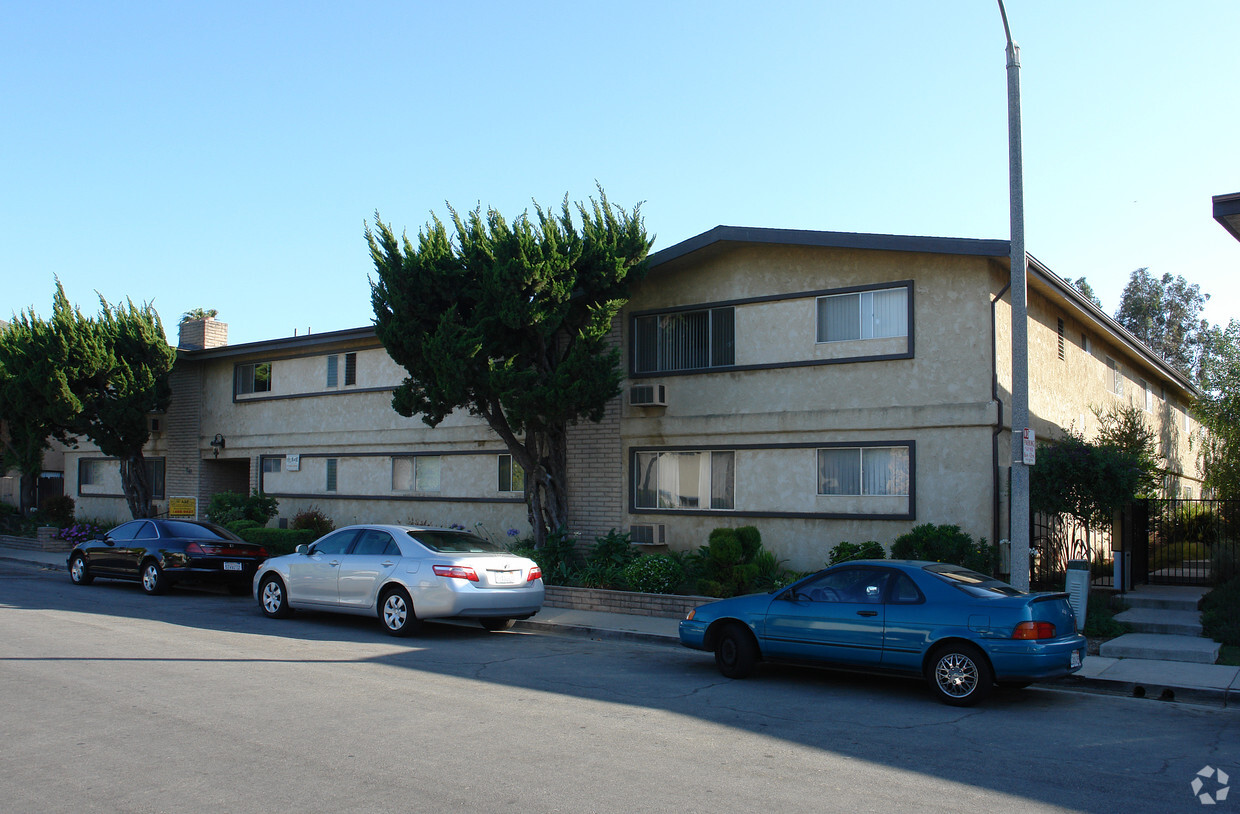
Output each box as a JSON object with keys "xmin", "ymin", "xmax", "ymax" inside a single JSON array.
[{"xmin": 168, "ymin": 496, "xmax": 197, "ymax": 518}]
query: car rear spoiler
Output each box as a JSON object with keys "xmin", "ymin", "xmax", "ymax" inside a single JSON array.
[{"xmin": 1030, "ymin": 592, "xmax": 1070, "ymax": 603}]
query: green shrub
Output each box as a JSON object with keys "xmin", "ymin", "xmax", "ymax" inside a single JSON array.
[
  {"xmin": 736, "ymin": 526, "xmax": 762, "ymax": 562},
  {"xmin": 1082, "ymin": 592, "xmax": 1130, "ymax": 638},
  {"xmin": 828, "ymin": 541, "xmax": 886, "ymax": 565},
  {"xmin": 290, "ymin": 506, "xmax": 335, "ymax": 539},
  {"xmin": 624, "ymin": 554, "xmax": 684, "ymax": 594},
  {"xmin": 1202, "ymin": 577, "xmax": 1240, "ymax": 647},
  {"xmin": 891, "ymin": 523, "xmax": 992, "ymax": 573},
  {"xmin": 1167, "ymin": 503, "xmax": 1224, "ymax": 547},
  {"xmin": 588, "ymin": 528, "xmax": 639, "ymax": 569},
  {"xmin": 206, "ymin": 490, "xmax": 278, "ymax": 526},
  {"xmin": 0, "ymin": 502, "xmax": 18, "ymax": 517},
  {"xmin": 40, "ymin": 495, "xmax": 76, "ymax": 528},
  {"xmin": 232, "ymin": 526, "xmax": 316, "ymax": 556},
  {"xmin": 1150, "ymin": 541, "xmax": 1211, "ymax": 571},
  {"xmin": 515, "ymin": 527, "xmax": 579, "ymax": 586},
  {"xmin": 577, "ymin": 561, "xmax": 625, "ymax": 590},
  {"xmin": 1213, "ymin": 543, "xmax": 1240, "ymax": 585},
  {"xmin": 694, "ymin": 525, "xmax": 795, "ymax": 597}
]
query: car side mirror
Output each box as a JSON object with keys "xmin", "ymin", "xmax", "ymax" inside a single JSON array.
[
  {"xmin": 778, "ymin": 588, "xmax": 801, "ymax": 602},
  {"xmin": 295, "ymin": 544, "xmax": 308, "ymax": 555}
]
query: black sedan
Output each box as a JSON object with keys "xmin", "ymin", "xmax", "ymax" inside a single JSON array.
[{"xmin": 67, "ymin": 519, "xmax": 269, "ymax": 595}]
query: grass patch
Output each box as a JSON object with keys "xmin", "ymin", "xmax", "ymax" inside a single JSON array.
[
  {"xmin": 1218, "ymin": 645, "xmax": 1240, "ymax": 667},
  {"xmin": 1202, "ymin": 577, "xmax": 1240, "ymax": 648}
]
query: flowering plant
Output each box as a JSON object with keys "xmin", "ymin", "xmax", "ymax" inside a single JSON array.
[{"xmin": 59, "ymin": 524, "xmax": 105, "ymax": 545}]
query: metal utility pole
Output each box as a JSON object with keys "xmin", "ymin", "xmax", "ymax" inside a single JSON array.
[{"xmin": 1000, "ymin": 0, "xmax": 1031, "ymax": 591}]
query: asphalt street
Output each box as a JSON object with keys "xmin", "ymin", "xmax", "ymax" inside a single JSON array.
[{"xmin": 1, "ymin": 561, "xmax": 1236, "ymax": 814}]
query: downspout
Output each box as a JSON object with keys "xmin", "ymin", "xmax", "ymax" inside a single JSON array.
[{"xmin": 991, "ymin": 277, "xmax": 1011, "ymax": 571}]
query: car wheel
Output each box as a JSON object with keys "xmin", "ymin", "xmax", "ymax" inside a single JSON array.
[
  {"xmin": 927, "ymin": 643, "xmax": 994, "ymax": 706},
  {"xmin": 140, "ymin": 560, "xmax": 168, "ymax": 595},
  {"xmin": 714, "ymin": 623, "xmax": 758, "ymax": 679},
  {"xmin": 68, "ymin": 554, "xmax": 93, "ymax": 586},
  {"xmin": 259, "ymin": 575, "xmax": 293, "ymax": 618},
  {"xmin": 479, "ymin": 617, "xmax": 514, "ymax": 631},
  {"xmin": 380, "ymin": 588, "xmax": 421, "ymax": 637}
]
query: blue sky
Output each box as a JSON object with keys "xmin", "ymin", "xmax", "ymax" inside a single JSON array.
[{"xmin": 3, "ymin": 1, "xmax": 1237, "ymax": 345}]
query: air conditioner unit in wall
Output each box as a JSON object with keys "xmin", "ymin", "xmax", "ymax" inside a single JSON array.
[
  {"xmin": 630, "ymin": 523, "xmax": 668, "ymax": 545},
  {"xmin": 629, "ymin": 383, "xmax": 667, "ymax": 407}
]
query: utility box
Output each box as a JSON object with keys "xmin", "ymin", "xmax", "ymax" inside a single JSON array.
[{"xmin": 1065, "ymin": 560, "xmax": 1090, "ymax": 632}]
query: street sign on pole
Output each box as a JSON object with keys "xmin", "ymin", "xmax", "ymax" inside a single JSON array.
[{"xmin": 1022, "ymin": 428, "xmax": 1036, "ymax": 465}]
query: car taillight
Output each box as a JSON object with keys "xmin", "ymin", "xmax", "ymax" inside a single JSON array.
[
  {"xmin": 527, "ymin": 566, "xmax": 542, "ymax": 582},
  {"xmin": 1012, "ymin": 621, "xmax": 1057, "ymax": 640},
  {"xmin": 433, "ymin": 564, "xmax": 479, "ymax": 582}
]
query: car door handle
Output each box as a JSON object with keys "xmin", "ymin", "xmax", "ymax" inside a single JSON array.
[
  {"xmin": 381, "ymin": 561, "xmax": 395, "ymax": 567},
  {"xmin": 329, "ymin": 560, "xmax": 340, "ymax": 567},
  {"xmin": 856, "ymin": 610, "xmax": 878, "ymax": 617}
]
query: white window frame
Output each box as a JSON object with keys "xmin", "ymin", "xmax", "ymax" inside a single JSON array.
[
  {"xmin": 816, "ymin": 446, "xmax": 911, "ymax": 497},
  {"xmin": 392, "ymin": 456, "xmax": 441, "ymax": 493},
  {"xmin": 498, "ymin": 454, "xmax": 525, "ymax": 493},
  {"xmin": 1106, "ymin": 357, "xmax": 1123, "ymax": 396},
  {"xmin": 1142, "ymin": 379, "xmax": 1153, "ymax": 412},
  {"xmin": 633, "ymin": 450, "xmax": 735, "ymax": 511},
  {"xmin": 816, "ymin": 286, "xmax": 908, "ymax": 343}
]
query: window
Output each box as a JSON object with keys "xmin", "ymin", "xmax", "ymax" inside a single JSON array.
[
  {"xmin": 344, "ymin": 352, "xmax": 357, "ymax": 386},
  {"xmin": 1106, "ymin": 357, "xmax": 1123, "ymax": 396},
  {"xmin": 326, "ymin": 355, "xmax": 338, "ymax": 387},
  {"xmin": 326, "ymin": 458, "xmax": 338, "ymax": 492},
  {"xmin": 1081, "ymin": 333, "xmax": 1091, "ymax": 353},
  {"xmin": 498, "ymin": 454, "xmax": 525, "ymax": 493},
  {"xmin": 798, "ymin": 567, "xmax": 889, "ymax": 604},
  {"xmin": 311, "ymin": 528, "xmax": 358, "ymax": 556},
  {"xmin": 392, "ymin": 456, "xmax": 441, "ymax": 492},
  {"xmin": 145, "ymin": 459, "xmax": 165, "ymax": 500},
  {"xmin": 1142, "ymin": 379, "xmax": 1153, "ymax": 412},
  {"xmin": 1057, "ymin": 318, "xmax": 1065, "ymax": 361},
  {"xmin": 236, "ymin": 362, "xmax": 272, "ymax": 395},
  {"xmin": 816, "ymin": 287, "xmax": 908, "ymax": 343},
  {"xmin": 633, "ymin": 307, "xmax": 734, "ymax": 373},
  {"xmin": 634, "ymin": 450, "xmax": 734, "ymax": 510},
  {"xmin": 79, "ymin": 460, "xmax": 100, "ymax": 486},
  {"xmin": 262, "ymin": 457, "xmax": 283, "ymax": 474},
  {"xmin": 817, "ymin": 446, "xmax": 910, "ymax": 496},
  {"xmin": 352, "ymin": 529, "xmax": 399, "ymax": 556}
]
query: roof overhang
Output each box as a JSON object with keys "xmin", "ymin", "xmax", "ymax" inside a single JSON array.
[{"xmin": 1213, "ymin": 192, "xmax": 1240, "ymax": 242}]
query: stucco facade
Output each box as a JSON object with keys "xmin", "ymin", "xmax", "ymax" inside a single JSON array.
[{"xmin": 51, "ymin": 227, "xmax": 1201, "ymax": 573}]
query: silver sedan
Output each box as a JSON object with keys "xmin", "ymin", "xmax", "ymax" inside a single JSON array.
[{"xmin": 253, "ymin": 525, "xmax": 544, "ymax": 636}]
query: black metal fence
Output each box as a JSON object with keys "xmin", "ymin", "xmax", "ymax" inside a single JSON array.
[
  {"xmin": 1030, "ymin": 511, "xmax": 1114, "ymax": 591},
  {"xmin": 1135, "ymin": 498, "xmax": 1240, "ymax": 586}
]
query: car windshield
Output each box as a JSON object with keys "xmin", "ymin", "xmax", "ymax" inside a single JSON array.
[
  {"xmin": 406, "ymin": 530, "xmax": 506, "ymax": 553},
  {"xmin": 924, "ymin": 563, "xmax": 1025, "ymax": 597},
  {"xmin": 161, "ymin": 520, "xmax": 242, "ymax": 541}
]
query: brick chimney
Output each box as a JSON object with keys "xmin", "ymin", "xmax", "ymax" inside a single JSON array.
[{"xmin": 178, "ymin": 317, "xmax": 228, "ymax": 350}]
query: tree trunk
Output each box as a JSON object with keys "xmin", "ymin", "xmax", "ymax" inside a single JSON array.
[
  {"xmin": 523, "ymin": 425, "xmax": 570, "ymax": 548},
  {"xmin": 19, "ymin": 472, "xmax": 38, "ymax": 515},
  {"xmin": 118, "ymin": 453, "xmax": 154, "ymax": 519}
]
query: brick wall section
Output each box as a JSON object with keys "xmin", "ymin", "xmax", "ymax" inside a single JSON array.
[
  {"xmin": 565, "ymin": 318, "xmax": 624, "ymax": 542},
  {"xmin": 543, "ymin": 585, "xmax": 713, "ymax": 619},
  {"xmin": 165, "ymin": 365, "xmax": 203, "ymax": 511},
  {"xmin": 177, "ymin": 318, "xmax": 228, "ymax": 351}
]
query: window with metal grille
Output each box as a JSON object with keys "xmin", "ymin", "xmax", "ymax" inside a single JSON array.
[
  {"xmin": 326, "ymin": 355, "xmax": 338, "ymax": 387},
  {"xmin": 1057, "ymin": 318, "xmax": 1065, "ymax": 361},
  {"xmin": 633, "ymin": 307, "xmax": 734, "ymax": 373},
  {"xmin": 326, "ymin": 458, "xmax": 338, "ymax": 492}
]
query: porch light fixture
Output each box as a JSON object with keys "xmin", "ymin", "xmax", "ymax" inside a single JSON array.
[{"xmin": 210, "ymin": 434, "xmax": 226, "ymax": 458}]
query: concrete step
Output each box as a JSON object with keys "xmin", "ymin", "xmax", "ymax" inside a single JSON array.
[
  {"xmin": 1114, "ymin": 608, "xmax": 1203, "ymax": 637},
  {"xmin": 1122, "ymin": 586, "xmax": 1206, "ymax": 612},
  {"xmin": 1099, "ymin": 633, "xmax": 1219, "ymax": 664}
]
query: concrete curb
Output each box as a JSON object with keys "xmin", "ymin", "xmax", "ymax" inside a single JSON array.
[
  {"xmin": 512, "ymin": 618, "xmax": 682, "ymax": 648},
  {"xmin": 1044, "ymin": 674, "xmax": 1232, "ymax": 707}
]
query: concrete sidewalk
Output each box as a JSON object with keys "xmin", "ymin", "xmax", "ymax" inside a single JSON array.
[{"xmin": 5, "ymin": 544, "xmax": 1237, "ymax": 706}]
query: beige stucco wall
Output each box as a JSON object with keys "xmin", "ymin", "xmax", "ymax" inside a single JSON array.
[{"xmin": 620, "ymin": 244, "xmax": 1000, "ymax": 571}]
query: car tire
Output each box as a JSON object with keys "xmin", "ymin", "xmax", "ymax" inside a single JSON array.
[
  {"xmin": 479, "ymin": 617, "xmax": 514, "ymax": 631},
  {"xmin": 380, "ymin": 587, "xmax": 421, "ymax": 637},
  {"xmin": 714, "ymin": 623, "xmax": 758, "ymax": 679},
  {"xmin": 259, "ymin": 575, "xmax": 293, "ymax": 619},
  {"xmin": 140, "ymin": 559, "xmax": 168, "ymax": 595},
  {"xmin": 927, "ymin": 643, "xmax": 994, "ymax": 706},
  {"xmin": 68, "ymin": 553, "xmax": 93, "ymax": 586}
]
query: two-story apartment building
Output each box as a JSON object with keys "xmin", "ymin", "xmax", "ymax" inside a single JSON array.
[{"xmin": 59, "ymin": 226, "xmax": 1201, "ymax": 573}]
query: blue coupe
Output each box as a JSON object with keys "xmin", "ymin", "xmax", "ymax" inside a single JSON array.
[{"xmin": 679, "ymin": 560, "xmax": 1086, "ymax": 705}]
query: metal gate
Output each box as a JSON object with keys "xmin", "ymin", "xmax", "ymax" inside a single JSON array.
[
  {"xmin": 1127, "ymin": 498, "xmax": 1239, "ymax": 586},
  {"xmin": 1030, "ymin": 511, "xmax": 1113, "ymax": 591}
]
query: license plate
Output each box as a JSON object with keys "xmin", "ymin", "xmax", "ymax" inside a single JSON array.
[
  {"xmin": 492, "ymin": 570, "xmax": 518, "ymax": 585},
  {"xmin": 223, "ymin": 562, "xmax": 242, "ymax": 572},
  {"xmin": 1070, "ymin": 650, "xmax": 1081, "ymax": 668}
]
